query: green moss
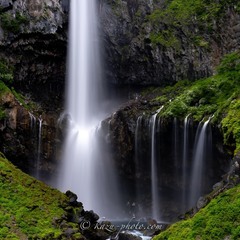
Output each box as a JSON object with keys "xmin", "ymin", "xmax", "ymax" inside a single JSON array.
[
  {"xmin": 0, "ymin": 153, "xmax": 68, "ymax": 239},
  {"xmin": 150, "ymin": 30, "xmax": 180, "ymax": 48},
  {"xmin": 0, "ymin": 59, "xmax": 14, "ymax": 86},
  {"xmin": 0, "ymin": 106, "xmax": 6, "ymax": 120},
  {"xmin": 0, "ymin": 11, "xmax": 28, "ymax": 34},
  {"xmin": 147, "ymin": 0, "xmax": 240, "ymax": 48},
  {"xmin": 154, "ymin": 184, "xmax": 240, "ymax": 240},
  {"xmin": 222, "ymin": 100, "xmax": 240, "ymax": 154},
  {"xmin": 150, "ymin": 51, "xmax": 240, "ymax": 153}
]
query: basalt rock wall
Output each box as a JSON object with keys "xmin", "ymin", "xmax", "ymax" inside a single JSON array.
[{"xmin": 100, "ymin": 0, "xmax": 240, "ymax": 85}]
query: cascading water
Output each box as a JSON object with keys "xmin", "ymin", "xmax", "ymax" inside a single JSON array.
[
  {"xmin": 182, "ymin": 115, "xmax": 190, "ymax": 210},
  {"xmin": 36, "ymin": 117, "xmax": 42, "ymax": 179},
  {"xmin": 58, "ymin": 0, "xmax": 121, "ymax": 218},
  {"xmin": 150, "ymin": 107, "xmax": 163, "ymax": 220},
  {"xmin": 150, "ymin": 113, "xmax": 160, "ymax": 220},
  {"xmin": 29, "ymin": 112, "xmax": 36, "ymax": 131},
  {"xmin": 29, "ymin": 112, "xmax": 42, "ymax": 179},
  {"xmin": 131, "ymin": 112, "xmax": 228, "ymax": 221},
  {"xmin": 189, "ymin": 117, "xmax": 213, "ymax": 207},
  {"xmin": 173, "ymin": 117, "xmax": 179, "ymax": 182}
]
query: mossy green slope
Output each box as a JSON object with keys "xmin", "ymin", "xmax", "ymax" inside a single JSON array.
[
  {"xmin": 153, "ymin": 184, "xmax": 240, "ymax": 240},
  {"xmin": 0, "ymin": 152, "xmax": 68, "ymax": 239}
]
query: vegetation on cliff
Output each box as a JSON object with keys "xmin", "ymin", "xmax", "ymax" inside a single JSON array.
[
  {"xmin": 147, "ymin": 51, "xmax": 240, "ymax": 153},
  {"xmin": 148, "ymin": 0, "xmax": 240, "ymax": 48},
  {"xmin": 0, "ymin": 11, "xmax": 28, "ymax": 34},
  {"xmin": 140, "ymin": 50, "xmax": 240, "ymax": 239}
]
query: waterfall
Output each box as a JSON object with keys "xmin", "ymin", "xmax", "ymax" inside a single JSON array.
[
  {"xmin": 182, "ymin": 115, "xmax": 189, "ymax": 211},
  {"xmin": 189, "ymin": 117, "xmax": 212, "ymax": 207},
  {"xmin": 29, "ymin": 112, "xmax": 36, "ymax": 130},
  {"xmin": 29, "ymin": 112, "xmax": 42, "ymax": 179},
  {"xmin": 58, "ymin": 0, "xmax": 121, "ymax": 218},
  {"xmin": 36, "ymin": 117, "xmax": 42, "ymax": 179},
  {"xmin": 150, "ymin": 107, "xmax": 163, "ymax": 220},
  {"xmin": 173, "ymin": 117, "xmax": 179, "ymax": 182}
]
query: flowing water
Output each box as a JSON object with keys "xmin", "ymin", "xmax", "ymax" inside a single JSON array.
[
  {"xmin": 182, "ymin": 115, "xmax": 189, "ymax": 210},
  {"xmin": 55, "ymin": 0, "xmax": 225, "ymax": 224},
  {"xmin": 58, "ymin": 0, "xmax": 121, "ymax": 218},
  {"xmin": 189, "ymin": 117, "xmax": 212, "ymax": 207},
  {"xmin": 150, "ymin": 107, "xmax": 163, "ymax": 220},
  {"xmin": 36, "ymin": 117, "xmax": 42, "ymax": 179}
]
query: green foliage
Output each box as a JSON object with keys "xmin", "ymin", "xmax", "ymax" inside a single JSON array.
[
  {"xmin": 0, "ymin": 59, "xmax": 14, "ymax": 86},
  {"xmin": 0, "ymin": 106, "xmax": 6, "ymax": 120},
  {"xmin": 0, "ymin": 11, "xmax": 28, "ymax": 34},
  {"xmin": 0, "ymin": 80, "xmax": 11, "ymax": 94},
  {"xmin": 0, "ymin": 153, "xmax": 68, "ymax": 239},
  {"xmin": 150, "ymin": 30, "xmax": 180, "ymax": 48},
  {"xmin": 222, "ymin": 100, "xmax": 240, "ymax": 154},
  {"xmin": 147, "ymin": 0, "xmax": 240, "ymax": 47},
  {"xmin": 153, "ymin": 185, "xmax": 240, "ymax": 240},
  {"xmin": 151, "ymin": 51, "xmax": 240, "ymax": 153},
  {"xmin": 217, "ymin": 51, "xmax": 240, "ymax": 77}
]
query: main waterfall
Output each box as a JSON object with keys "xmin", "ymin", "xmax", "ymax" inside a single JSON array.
[{"xmin": 58, "ymin": 0, "xmax": 121, "ymax": 218}]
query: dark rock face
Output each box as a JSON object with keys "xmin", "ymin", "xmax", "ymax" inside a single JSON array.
[
  {"xmin": 0, "ymin": 90, "xmax": 61, "ymax": 177},
  {"xmin": 0, "ymin": 0, "xmax": 67, "ymax": 175},
  {"xmin": 100, "ymin": 100, "xmax": 232, "ymax": 220},
  {"xmin": 100, "ymin": 0, "xmax": 240, "ymax": 85},
  {"xmin": 0, "ymin": 0, "xmax": 67, "ymax": 109}
]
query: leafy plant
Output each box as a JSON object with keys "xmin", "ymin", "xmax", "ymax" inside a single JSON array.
[
  {"xmin": 0, "ymin": 11, "xmax": 28, "ymax": 34},
  {"xmin": 0, "ymin": 59, "xmax": 14, "ymax": 86}
]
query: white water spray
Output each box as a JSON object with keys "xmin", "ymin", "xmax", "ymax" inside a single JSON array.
[
  {"xmin": 189, "ymin": 116, "xmax": 213, "ymax": 207},
  {"xmin": 150, "ymin": 106, "xmax": 163, "ymax": 220},
  {"xmin": 58, "ymin": 0, "xmax": 121, "ymax": 217},
  {"xmin": 182, "ymin": 114, "xmax": 190, "ymax": 210},
  {"xmin": 36, "ymin": 117, "xmax": 42, "ymax": 179}
]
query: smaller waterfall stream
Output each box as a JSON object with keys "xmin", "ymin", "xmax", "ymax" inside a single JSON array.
[
  {"xmin": 182, "ymin": 115, "xmax": 190, "ymax": 210},
  {"xmin": 150, "ymin": 106, "xmax": 163, "ymax": 220},
  {"xmin": 36, "ymin": 117, "xmax": 42, "ymax": 179},
  {"xmin": 150, "ymin": 112, "xmax": 160, "ymax": 220},
  {"xmin": 189, "ymin": 116, "xmax": 212, "ymax": 207},
  {"xmin": 28, "ymin": 112, "xmax": 43, "ymax": 179}
]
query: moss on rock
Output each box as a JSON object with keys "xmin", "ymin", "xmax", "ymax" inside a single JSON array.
[
  {"xmin": 153, "ymin": 184, "xmax": 240, "ymax": 240},
  {"xmin": 147, "ymin": 51, "xmax": 240, "ymax": 154},
  {"xmin": 0, "ymin": 152, "xmax": 67, "ymax": 239}
]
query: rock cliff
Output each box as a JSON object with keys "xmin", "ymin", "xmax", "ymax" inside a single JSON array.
[
  {"xmin": 0, "ymin": 0, "xmax": 67, "ymax": 109},
  {"xmin": 100, "ymin": 0, "xmax": 240, "ymax": 85}
]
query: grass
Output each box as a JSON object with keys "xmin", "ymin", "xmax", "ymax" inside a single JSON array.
[
  {"xmin": 153, "ymin": 184, "xmax": 240, "ymax": 240},
  {"xmin": 0, "ymin": 152, "xmax": 68, "ymax": 239}
]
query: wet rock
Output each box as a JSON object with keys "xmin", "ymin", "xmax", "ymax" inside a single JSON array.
[
  {"xmin": 118, "ymin": 232, "xmax": 142, "ymax": 240},
  {"xmin": 100, "ymin": 1, "xmax": 240, "ymax": 86},
  {"xmin": 83, "ymin": 210, "xmax": 99, "ymax": 224},
  {"xmin": 197, "ymin": 196, "xmax": 209, "ymax": 209},
  {"xmin": 213, "ymin": 182, "xmax": 224, "ymax": 190},
  {"xmin": 64, "ymin": 228, "xmax": 78, "ymax": 237},
  {"xmin": 66, "ymin": 190, "xmax": 78, "ymax": 204}
]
